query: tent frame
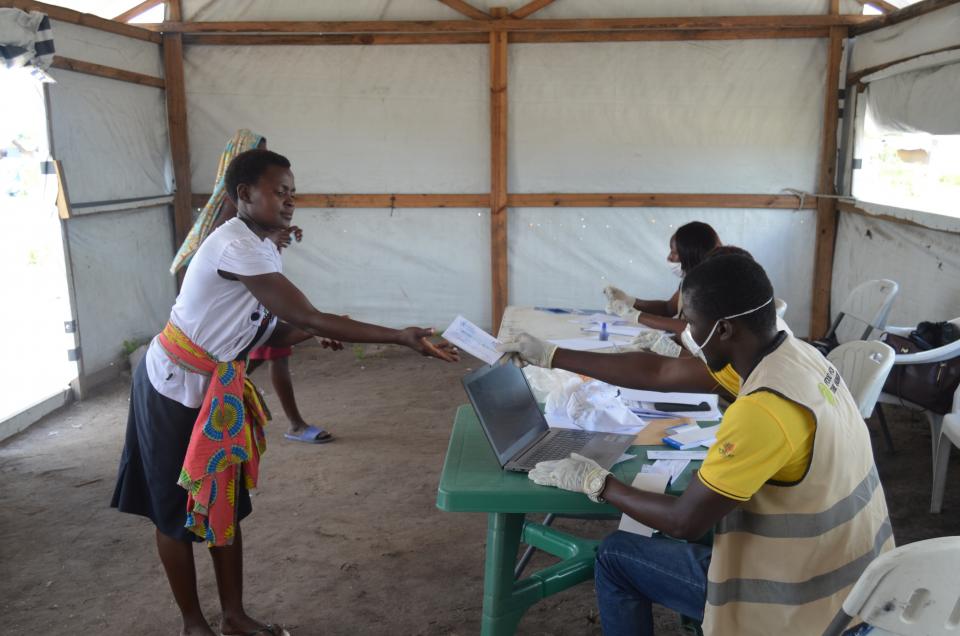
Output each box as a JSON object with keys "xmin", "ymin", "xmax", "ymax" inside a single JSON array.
[{"xmin": 5, "ymin": 0, "xmax": 958, "ymax": 334}]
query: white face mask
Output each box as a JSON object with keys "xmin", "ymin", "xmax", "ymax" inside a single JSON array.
[
  {"xmin": 681, "ymin": 297, "xmax": 775, "ymax": 365},
  {"xmin": 668, "ymin": 261, "xmax": 684, "ymax": 278}
]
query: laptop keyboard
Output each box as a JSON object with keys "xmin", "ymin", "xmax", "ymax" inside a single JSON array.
[{"xmin": 522, "ymin": 429, "xmax": 593, "ymax": 466}]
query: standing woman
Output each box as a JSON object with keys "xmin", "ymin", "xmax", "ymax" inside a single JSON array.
[
  {"xmin": 604, "ymin": 221, "xmax": 721, "ymax": 336},
  {"xmin": 172, "ymin": 130, "xmax": 332, "ymax": 444},
  {"xmin": 113, "ymin": 148, "xmax": 457, "ymax": 636}
]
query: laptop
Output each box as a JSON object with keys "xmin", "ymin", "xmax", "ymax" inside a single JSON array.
[{"xmin": 462, "ymin": 358, "xmax": 636, "ymax": 472}]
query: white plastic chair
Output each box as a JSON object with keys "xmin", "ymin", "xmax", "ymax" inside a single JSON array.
[
  {"xmin": 876, "ymin": 317, "xmax": 960, "ymax": 476},
  {"xmin": 775, "ymin": 298, "xmax": 788, "ymax": 319},
  {"xmin": 828, "ymin": 341, "xmax": 896, "ymax": 419},
  {"xmin": 827, "ymin": 279, "xmax": 900, "ymax": 345},
  {"xmin": 822, "ymin": 536, "xmax": 960, "ymax": 636},
  {"xmin": 931, "ymin": 410, "xmax": 960, "ymax": 514}
]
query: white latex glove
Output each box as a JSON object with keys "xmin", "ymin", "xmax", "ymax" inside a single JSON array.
[
  {"xmin": 630, "ymin": 331, "xmax": 682, "ymax": 358},
  {"xmin": 496, "ymin": 332, "xmax": 558, "ymax": 368},
  {"xmin": 528, "ymin": 453, "xmax": 610, "ymax": 501},
  {"xmin": 603, "ymin": 285, "xmax": 642, "ymax": 323}
]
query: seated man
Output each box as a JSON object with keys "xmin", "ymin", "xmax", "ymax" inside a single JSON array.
[{"xmin": 499, "ymin": 254, "xmax": 892, "ymax": 636}]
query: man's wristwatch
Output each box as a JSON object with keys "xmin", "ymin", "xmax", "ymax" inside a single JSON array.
[{"xmin": 585, "ymin": 468, "xmax": 612, "ymax": 503}]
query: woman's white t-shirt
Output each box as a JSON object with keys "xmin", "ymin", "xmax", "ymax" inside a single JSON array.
[{"xmin": 146, "ymin": 218, "xmax": 281, "ymax": 407}]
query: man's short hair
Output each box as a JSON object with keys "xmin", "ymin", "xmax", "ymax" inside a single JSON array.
[
  {"xmin": 683, "ymin": 253, "xmax": 776, "ymax": 333},
  {"xmin": 223, "ymin": 148, "xmax": 291, "ymax": 203}
]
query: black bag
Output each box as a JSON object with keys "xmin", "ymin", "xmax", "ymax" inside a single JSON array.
[
  {"xmin": 880, "ymin": 324, "xmax": 960, "ymax": 414},
  {"xmin": 810, "ymin": 333, "xmax": 840, "ymax": 357}
]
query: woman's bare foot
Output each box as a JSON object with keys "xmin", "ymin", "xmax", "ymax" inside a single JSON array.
[
  {"xmin": 181, "ymin": 619, "xmax": 216, "ymax": 636},
  {"xmin": 220, "ymin": 612, "xmax": 286, "ymax": 636}
]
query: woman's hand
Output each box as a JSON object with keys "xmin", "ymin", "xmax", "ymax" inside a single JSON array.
[
  {"xmin": 270, "ymin": 226, "xmax": 303, "ymax": 251},
  {"xmin": 396, "ymin": 327, "xmax": 459, "ymax": 362},
  {"xmin": 318, "ymin": 338, "xmax": 344, "ymax": 351}
]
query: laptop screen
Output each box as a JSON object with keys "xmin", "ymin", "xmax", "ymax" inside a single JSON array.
[{"xmin": 462, "ymin": 361, "xmax": 549, "ymax": 466}]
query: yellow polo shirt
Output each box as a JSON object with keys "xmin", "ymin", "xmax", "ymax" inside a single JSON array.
[{"xmin": 697, "ymin": 364, "xmax": 816, "ymax": 502}]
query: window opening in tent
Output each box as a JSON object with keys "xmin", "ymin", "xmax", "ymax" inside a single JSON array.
[
  {"xmin": 853, "ymin": 108, "xmax": 960, "ymax": 219},
  {"xmin": 0, "ymin": 70, "xmax": 78, "ymax": 421}
]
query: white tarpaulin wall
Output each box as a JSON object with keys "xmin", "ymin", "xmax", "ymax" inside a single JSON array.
[
  {"xmin": 185, "ymin": 34, "xmax": 824, "ymax": 335},
  {"xmin": 46, "ymin": 20, "xmax": 176, "ymax": 378},
  {"xmin": 832, "ymin": 3, "xmax": 960, "ymax": 331}
]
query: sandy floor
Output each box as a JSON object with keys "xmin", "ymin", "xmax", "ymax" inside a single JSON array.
[{"xmin": 1, "ymin": 344, "xmax": 958, "ymax": 635}]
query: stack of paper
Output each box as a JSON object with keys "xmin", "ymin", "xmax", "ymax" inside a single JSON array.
[
  {"xmin": 618, "ymin": 388, "xmax": 723, "ymax": 421},
  {"xmin": 641, "ymin": 459, "xmax": 690, "ymax": 485},
  {"xmin": 663, "ymin": 424, "xmax": 720, "ymax": 450}
]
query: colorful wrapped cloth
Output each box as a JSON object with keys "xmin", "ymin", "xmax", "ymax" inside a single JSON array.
[
  {"xmin": 157, "ymin": 321, "xmax": 268, "ymax": 546},
  {"xmin": 169, "ymin": 129, "xmax": 264, "ymax": 274}
]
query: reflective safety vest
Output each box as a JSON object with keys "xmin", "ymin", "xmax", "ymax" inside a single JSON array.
[{"xmin": 703, "ymin": 335, "xmax": 894, "ymax": 635}]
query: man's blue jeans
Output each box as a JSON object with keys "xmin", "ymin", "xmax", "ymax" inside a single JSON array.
[{"xmin": 595, "ymin": 531, "xmax": 713, "ymax": 635}]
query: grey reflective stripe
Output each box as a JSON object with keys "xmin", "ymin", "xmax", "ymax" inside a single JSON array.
[
  {"xmin": 707, "ymin": 520, "xmax": 893, "ymax": 606},
  {"xmin": 716, "ymin": 467, "xmax": 881, "ymax": 538}
]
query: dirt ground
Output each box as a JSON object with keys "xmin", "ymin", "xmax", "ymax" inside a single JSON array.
[{"xmin": 2, "ymin": 344, "xmax": 959, "ymax": 635}]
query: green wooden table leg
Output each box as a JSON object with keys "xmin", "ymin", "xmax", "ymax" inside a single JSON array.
[{"xmin": 481, "ymin": 512, "xmax": 529, "ymax": 636}]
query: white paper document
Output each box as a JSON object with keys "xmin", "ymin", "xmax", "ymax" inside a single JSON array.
[
  {"xmin": 548, "ymin": 338, "xmax": 622, "ymax": 351},
  {"xmin": 641, "ymin": 459, "xmax": 691, "ymax": 485},
  {"xmin": 647, "ymin": 450, "xmax": 709, "ymax": 461},
  {"xmin": 442, "ymin": 315, "xmax": 503, "ymax": 365},
  {"xmin": 618, "ymin": 472, "xmax": 670, "ymax": 537}
]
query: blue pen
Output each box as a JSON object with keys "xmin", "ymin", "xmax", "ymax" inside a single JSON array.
[{"xmin": 599, "ymin": 322, "xmax": 609, "ymax": 341}]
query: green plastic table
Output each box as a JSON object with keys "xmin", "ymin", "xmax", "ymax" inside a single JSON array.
[{"xmin": 437, "ymin": 404, "xmax": 705, "ymax": 635}]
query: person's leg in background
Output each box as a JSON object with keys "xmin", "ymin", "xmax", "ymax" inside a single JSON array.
[{"xmin": 247, "ymin": 347, "xmax": 332, "ymax": 443}]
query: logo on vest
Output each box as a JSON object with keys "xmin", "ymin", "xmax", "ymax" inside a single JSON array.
[
  {"xmin": 819, "ymin": 366, "xmax": 841, "ymax": 406},
  {"xmin": 718, "ymin": 441, "xmax": 736, "ymax": 458}
]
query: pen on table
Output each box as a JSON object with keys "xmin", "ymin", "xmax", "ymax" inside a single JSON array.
[{"xmin": 599, "ymin": 322, "xmax": 609, "ymax": 341}]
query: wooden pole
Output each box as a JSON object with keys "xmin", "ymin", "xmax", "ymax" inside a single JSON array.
[
  {"xmin": 2, "ymin": 0, "xmax": 161, "ymax": 41},
  {"xmin": 489, "ymin": 7, "xmax": 508, "ymax": 333},
  {"xmin": 162, "ymin": 26, "xmax": 192, "ymax": 249},
  {"xmin": 191, "ymin": 192, "xmax": 816, "ymax": 209},
  {"xmin": 181, "ymin": 28, "xmax": 829, "ymax": 46},
  {"xmin": 810, "ymin": 25, "xmax": 845, "ymax": 338},
  {"xmin": 143, "ymin": 14, "xmax": 875, "ymax": 34},
  {"xmin": 50, "ymin": 56, "xmax": 165, "ymax": 88}
]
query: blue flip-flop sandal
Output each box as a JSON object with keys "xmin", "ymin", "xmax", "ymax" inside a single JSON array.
[{"xmin": 283, "ymin": 425, "xmax": 333, "ymax": 444}]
